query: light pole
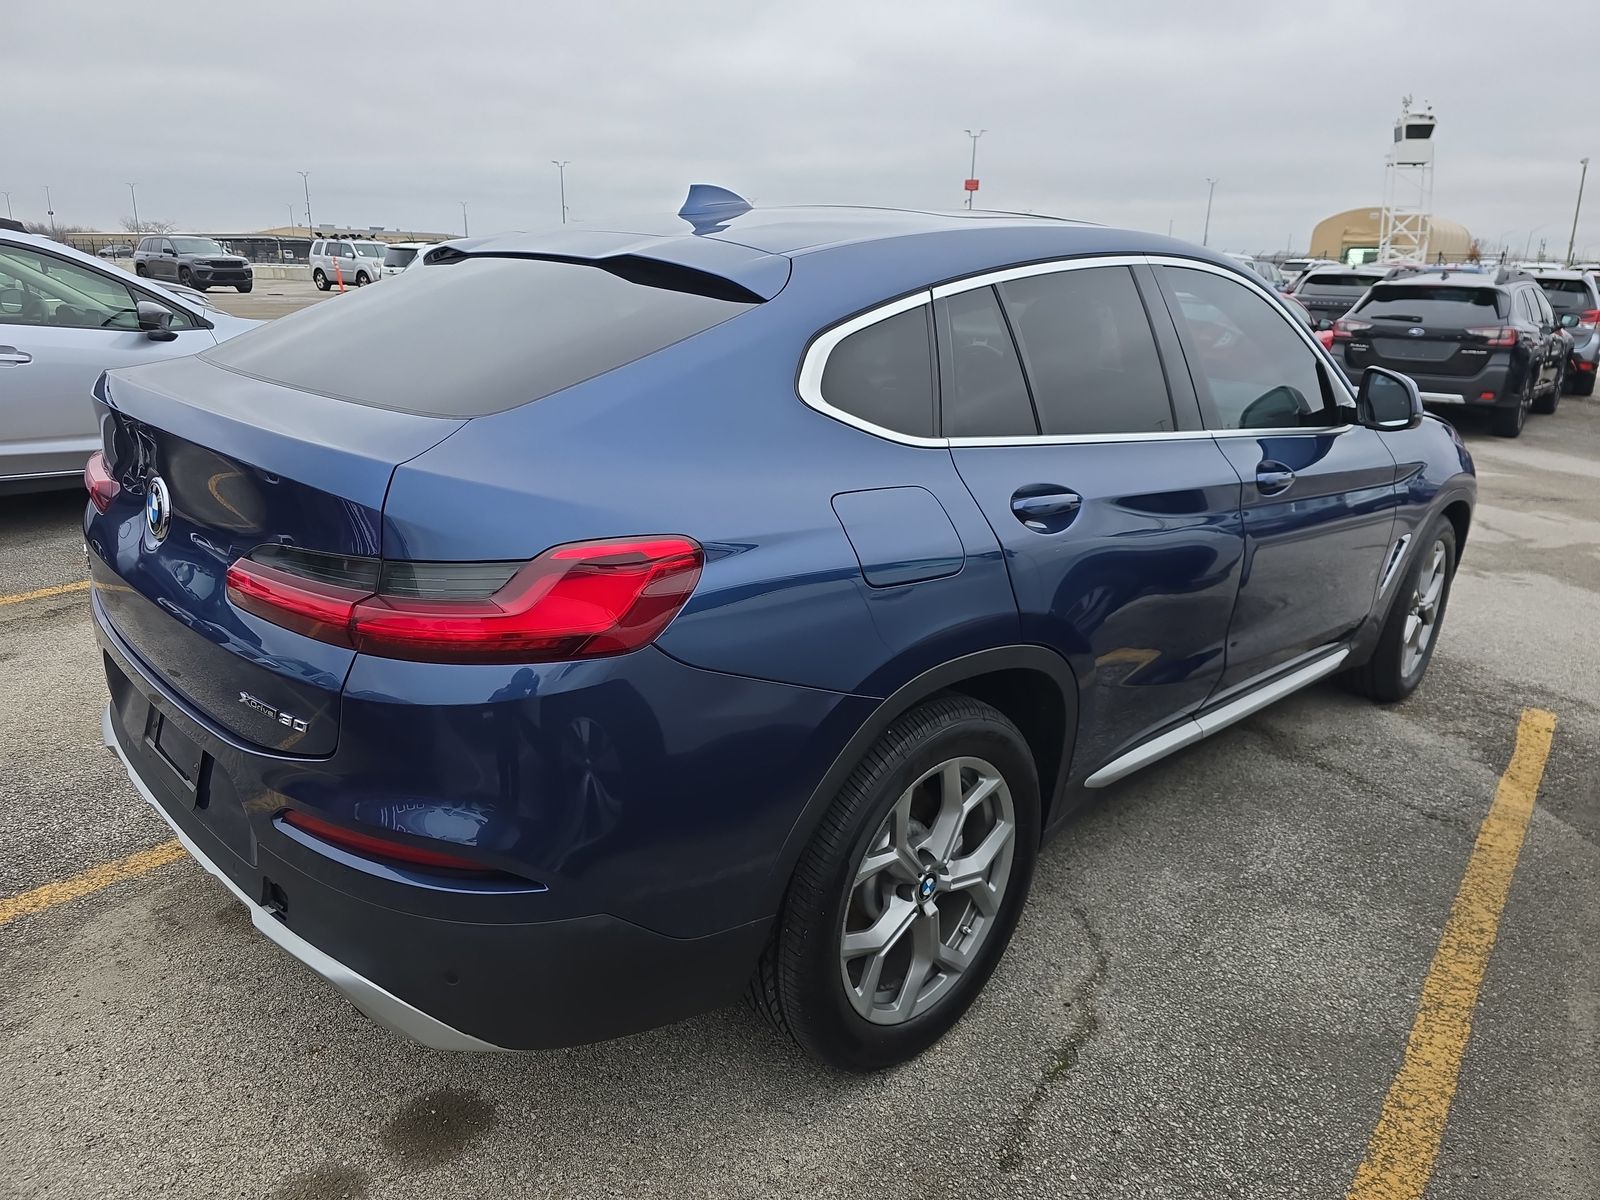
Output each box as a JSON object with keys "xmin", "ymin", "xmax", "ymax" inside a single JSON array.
[
  {"xmin": 2, "ymin": 191, "xmax": 12, "ymax": 219},
  {"xmin": 460, "ymin": 201, "xmax": 469, "ymax": 237},
  {"xmin": 44, "ymin": 185, "xmax": 55, "ymax": 236},
  {"xmin": 298, "ymin": 171, "xmax": 314, "ymax": 236},
  {"xmin": 287, "ymin": 204, "xmax": 295, "ymax": 232},
  {"xmin": 127, "ymin": 183, "xmax": 140, "ymax": 234},
  {"xmin": 551, "ymin": 161, "xmax": 569, "ymax": 225},
  {"xmin": 1202, "ymin": 178, "xmax": 1218, "ymax": 247},
  {"xmin": 1567, "ymin": 157, "xmax": 1589, "ymax": 265},
  {"xmin": 963, "ymin": 129, "xmax": 986, "ymax": 209}
]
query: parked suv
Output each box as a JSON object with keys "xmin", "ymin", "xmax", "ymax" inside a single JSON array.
[
  {"xmin": 1336, "ymin": 268, "xmax": 1568, "ymax": 436},
  {"xmin": 133, "ymin": 236, "xmax": 253, "ymax": 292},
  {"xmin": 1535, "ymin": 270, "xmax": 1600, "ymax": 395},
  {"xmin": 378, "ymin": 241, "xmax": 432, "ymax": 278},
  {"xmin": 89, "ymin": 193, "xmax": 1475, "ymax": 1070},
  {"xmin": 308, "ymin": 238, "xmax": 386, "ymax": 290},
  {"xmin": 1288, "ymin": 265, "xmax": 1389, "ymax": 330}
]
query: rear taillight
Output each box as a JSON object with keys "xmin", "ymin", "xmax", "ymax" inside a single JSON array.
[
  {"xmin": 1466, "ymin": 326, "xmax": 1517, "ymax": 347},
  {"xmin": 84, "ymin": 451, "xmax": 119, "ymax": 513},
  {"xmin": 1332, "ymin": 317, "xmax": 1371, "ymax": 342},
  {"xmin": 281, "ymin": 808, "xmax": 493, "ymax": 873},
  {"xmin": 1580, "ymin": 308, "xmax": 1600, "ymax": 325},
  {"xmin": 226, "ymin": 536, "xmax": 704, "ymax": 664}
]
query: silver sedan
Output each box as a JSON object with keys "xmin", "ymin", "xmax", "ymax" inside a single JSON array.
[{"xmin": 0, "ymin": 231, "xmax": 260, "ymax": 492}]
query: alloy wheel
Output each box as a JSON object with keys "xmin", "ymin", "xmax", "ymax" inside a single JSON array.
[
  {"xmin": 839, "ymin": 756, "xmax": 1015, "ymax": 1025},
  {"xmin": 1400, "ymin": 539, "xmax": 1447, "ymax": 678}
]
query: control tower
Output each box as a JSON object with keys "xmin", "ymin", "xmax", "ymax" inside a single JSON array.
[{"xmin": 1377, "ymin": 98, "xmax": 1437, "ymax": 264}]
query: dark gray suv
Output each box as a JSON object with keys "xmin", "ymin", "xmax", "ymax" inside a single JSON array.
[{"xmin": 133, "ymin": 236, "xmax": 253, "ymax": 293}]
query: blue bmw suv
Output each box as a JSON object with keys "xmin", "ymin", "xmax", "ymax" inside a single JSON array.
[{"xmin": 86, "ymin": 188, "xmax": 1475, "ymax": 1070}]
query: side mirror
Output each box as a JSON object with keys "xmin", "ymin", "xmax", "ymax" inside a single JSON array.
[
  {"xmin": 136, "ymin": 300, "xmax": 178, "ymax": 342},
  {"xmin": 162, "ymin": 247, "xmax": 176, "ymax": 256},
  {"xmin": 1559, "ymin": 312, "xmax": 1581, "ymax": 329},
  {"xmin": 1358, "ymin": 367, "xmax": 1423, "ymax": 431}
]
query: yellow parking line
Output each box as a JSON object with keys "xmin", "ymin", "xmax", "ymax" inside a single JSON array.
[
  {"xmin": 0, "ymin": 579, "xmax": 91, "ymax": 607},
  {"xmin": 0, "ymin": 840, "xmax": 185, "ymax": 929},
  {"xmin": 1346, "ymin": 707, "xmax": 1558, "ymax": 1200}
]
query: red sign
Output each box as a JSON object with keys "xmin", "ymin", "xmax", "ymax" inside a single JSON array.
[{"xmin": 964, "ymin": 178, "xmax": 980, "ymax": 192}]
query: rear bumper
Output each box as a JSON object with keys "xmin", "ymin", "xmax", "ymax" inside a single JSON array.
[
  {"xmin": 1344, "ymin": 352, "xmax": 1516, "ymax": 408},
  {"xmin": 91, "ymin": 582, "xmax": 848, "ymax": 1050},
  {"xmin": 103, "ymin": 705, "xmax": 503, "ymax": 1052}
]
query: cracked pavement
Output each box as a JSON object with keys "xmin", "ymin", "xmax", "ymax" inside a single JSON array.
[{"xmin": 2, "ymin": 376, "xmax": 1596, "ymax": 1196}]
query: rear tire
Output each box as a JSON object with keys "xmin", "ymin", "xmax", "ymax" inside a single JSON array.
[
  {"xmin": 1346, "ymin": 517, "xmax": 1457, "ymax": 703},
  {"xmin": 1532, "ymin": 361, "xmax": 1563, "ymax": 414},
  {"xmin": 134, "ymin": 263, "xmax": 147, "ymax": 277},
  {"xmin": 313, "ymin": 269, "xmax": 329, "ymax": 291},
  {"xmin": 1489, "ymin": 374, "xmax": 1531, "ymax": 437},
  {"xmin": 1571, "ymin": 369, "xmax": 1595, "ymax": 397},
  {"xmin": 750, "ymin": 695, "xmax": 1040, "ymax": 1071}
]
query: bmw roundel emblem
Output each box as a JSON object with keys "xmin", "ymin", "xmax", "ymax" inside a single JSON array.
[
  {"xmin": 918, "ymin": 876, "xmax": 937, "ymax": 900},
  {"xmin": 145, "ymin": 476, "xmax": 172, "ymax": 543}
]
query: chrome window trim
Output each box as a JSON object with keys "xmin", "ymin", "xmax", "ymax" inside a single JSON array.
[
  {"xmin": 795, "ymin": 252, "xmax": 1360, "ymax": 448},
  {"xmin": 795, "ymin": 288, "xmax": 943, "ymax": 447}
]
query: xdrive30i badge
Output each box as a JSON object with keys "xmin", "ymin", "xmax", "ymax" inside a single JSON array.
[{"xmin": 238, "ymin": 691, "xmax": 309, "ymax": 733}]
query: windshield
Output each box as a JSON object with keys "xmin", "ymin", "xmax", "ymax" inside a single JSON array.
[
  {"xmin": 1353, "ymin": 285, "xmax": 1506, "ymax": 323},
  {"xmin": 355, "ymin": 243, "xmax": 385, "ymax": 257},
  {"xmin": 170, "ymin": 237, "xmax": 228, "ymax": 255},
  {"xmin": 1537, "ymin": 279, "xmax": 1594, "ymax": 310},
  {"xmin": 204, "ymin": 255, "xmax": 761, "ymax": 417},
  {"xmin": 1298, "ymin": 273, "xmax": 1381, "ymax": 296},
  {"xmin": 383, "ymin": 247, "xmax": 419, "ymax": 268}
]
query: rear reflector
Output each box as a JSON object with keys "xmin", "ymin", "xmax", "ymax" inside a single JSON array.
[
  {"xmin": 85, "ymin": 451, "xmax": 119, "ymax": 513},
  {"xmin": 281, "ymin": 808, "xmax": 493, "ymax": 873},
  {"xmin": 226, "ymin": 536, "xmax": 703, "ymax": 664}
]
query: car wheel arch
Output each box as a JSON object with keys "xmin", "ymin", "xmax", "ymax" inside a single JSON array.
[{"xmin": 762, "ymin": 645, "xmax": 1080, "ymax": 914}]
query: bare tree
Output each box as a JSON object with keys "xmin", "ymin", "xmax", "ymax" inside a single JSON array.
[
  {"xmin": 121, "ymin": 216, "xmax": 176, "ymax": 234},
  {"xmin": 21, "ymin": 221, "xmax": 93, "ymax": 240}
]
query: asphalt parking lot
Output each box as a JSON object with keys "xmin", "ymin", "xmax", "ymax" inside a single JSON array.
[{"xmin": 1, "ymin": 301, "xmax": 1595, "ymax": 1197}]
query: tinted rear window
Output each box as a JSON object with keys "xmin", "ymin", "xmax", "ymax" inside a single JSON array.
[
  {"xmin": 1298, "ymin": 273, "xmax": 1382, "ymax": 295},
  {"xmin": 204, "ymin": 256, "xmax": 758, "ymax": 417},
  {"xmin": 1353, "ymin": 284, "xmax": 1506, "ymax": 323},
  {"xmin": 1537, "ymin": 278, "xmax": 1594, "ymax": 309},
  {"xmin": 819, "ymin": 306, "xmax": 935, "ymax": 438}
]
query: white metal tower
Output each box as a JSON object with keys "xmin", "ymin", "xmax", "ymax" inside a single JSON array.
[{"xmin": 1377, "ymin": 97, "xmax": 1437, "ymax": 264}]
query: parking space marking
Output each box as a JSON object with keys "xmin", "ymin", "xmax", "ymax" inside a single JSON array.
[
  {"xmin": 0, "ymin": 839, "xmax": 183, "ymax": 929},
  {"xmin": 0, "ymin": 579, "xmax": 90, "ymax": 607},
  {"xmin": 1346, "ymin": 707, "xmax": 1558, "ymax": 1200}
]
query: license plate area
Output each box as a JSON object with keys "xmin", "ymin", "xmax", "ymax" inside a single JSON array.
[{"xmin": 143, "ymin": 706, "xmax": 208, "ymax": 803}]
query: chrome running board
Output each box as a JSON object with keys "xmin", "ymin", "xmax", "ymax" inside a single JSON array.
[{"xmin": 1084, "ymin": 646, "xmax": 1351, "ymax": 788}]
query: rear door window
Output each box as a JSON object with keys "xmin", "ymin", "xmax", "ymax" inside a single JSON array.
[
  {"xmin": 206, "ymin": 255, "xmax": 761, "ymax": 417},
  {"xmin": 819, "ymin": 305, "xmax": 935, "ymax": 438},
  {"xmin": 1298, "ymin": 272, "xmax": 1379, "ymax": 296},
  {"xmin": 1352, "ymin": 284, "xmax": 1506, "ymax": 324},
  {"xmin": 998, "ymin": 266, "xmax": 1175, "ymax": 435},
  {"xmin": 935, "ymin": 286, "xmax": 1036, "ymax": 438}
]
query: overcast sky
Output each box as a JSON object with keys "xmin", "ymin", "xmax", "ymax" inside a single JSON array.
[{"xmin": 8, "ymin": 0, "xmax": 1596, "ymax": 258}]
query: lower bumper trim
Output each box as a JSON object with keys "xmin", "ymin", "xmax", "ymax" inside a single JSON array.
[
  {"xmin": 1419, "ymin": 391, "xmax": 1467, "ymax": 405},
  {"xmin": 101, "ymin": 704, "xmax": 508, "ymax": 1052}
]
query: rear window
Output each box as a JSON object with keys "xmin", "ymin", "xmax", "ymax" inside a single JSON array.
[
  {"xmin": 1298, "ymin": 273, "xmax": 1382, "ymax": 295},
  {"xmin": 1537, "ymin": 278, "xmax": 1595, "ymax": 310},
  {"xmin": 1353, "ymin": 284, "xmax": 1506, "ymax": 323},
  {"xmin": 203, "ymin": 255, "xmax": 758, "ymax": 417},
  {"xmin": 383, "ymin": 246, "xmax": 418, "ymax": 268}
]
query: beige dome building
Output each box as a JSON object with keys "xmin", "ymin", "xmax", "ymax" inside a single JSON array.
[{"xmin": 1309, "ymin": 208, "xmax": 1474, "ymax": 264}]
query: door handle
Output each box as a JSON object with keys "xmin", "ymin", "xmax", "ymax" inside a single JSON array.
[
  {"xmin": 1011, "ymin": 488, "xmax": 1083, "ymax": 531},
  {"xmin": 1255, "ymin": 462, "xmax": 1295, "ymax": 495},
  {"xmin": 0, "ymin": 346, "xmax": 32, "ymax": 365}
]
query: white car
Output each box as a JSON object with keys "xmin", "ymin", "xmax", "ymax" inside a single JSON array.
[
  {"xmin": 0, "ymin": 230, "xmax": 260, "ymax": 491},
  {"xmin": 378, "ymin": 241, "xmax": 435, "ymax": 278},
  {"xmin": 308, "ymin": 238, "xmax": 387, "ymax": 290}
]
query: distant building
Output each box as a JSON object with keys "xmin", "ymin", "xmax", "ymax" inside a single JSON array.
[{"xmin": 1310, "ymin": 208, "xmax": 1473, "ymax": 265}]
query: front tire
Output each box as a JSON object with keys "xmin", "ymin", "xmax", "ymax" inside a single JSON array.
[
  {"xmin": 1346, "ymin": 517, "xmax": 1457, "ymax": 703},
  {"xmin": 354, "ymin": 272, "xmax": 369, "ymax": 286},
  {"xmin": 751, "ymin": 695, "xmax": 1040, "ymax": 1071},
  {"xmin": 236, "ymin": 283, "xmax": 253, "ymax": 293}
]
